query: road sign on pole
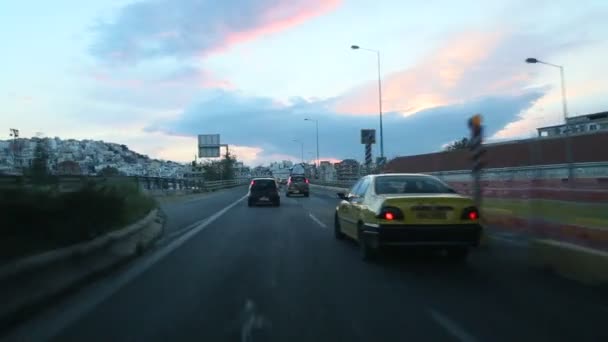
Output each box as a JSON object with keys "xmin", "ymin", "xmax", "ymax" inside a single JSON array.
[
  {"xmin": 198, "ymin": 134, "xmax": 221, "ymax": 158},
  {"xmin": 468, "ymin": 114, "xmax": 485, "ymax": 208},
  {"xmin": 365, "ymin": 143, "xmax": 372, "ymax": 167},
  {"xmin": 360, "ymin": 129, "xmax": 376, "ymax": 144},
  {"xmin": 361, "ymin": 129, "xmax": 376, "ymax": 172}
]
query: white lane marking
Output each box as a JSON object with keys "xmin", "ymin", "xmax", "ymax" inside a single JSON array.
[
  {"xmin": 309, "ymin": 213, "xmax": 327, "ymax": 228},
  {"xmin": 164, "ymin": 220, "xmax": 201, "ymax": 239},
  {"xmin": 428, "ymin": 308, "xmax": 478, "ymax": 342},
  {"xmin": 5, "ymin": 195, "xmax": 248, "ymax": 342},
  {"xmin": 241, "ymin": 299, "xmax": 271, "ymax": 342},
  {"xmin": 488, "ymin": 234, "xmax": 528, "ymax": 248}
]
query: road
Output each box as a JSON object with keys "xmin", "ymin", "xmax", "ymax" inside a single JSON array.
[{"xmin": 4, "ymin": 185, "xmax": 607, "ymax": 342}]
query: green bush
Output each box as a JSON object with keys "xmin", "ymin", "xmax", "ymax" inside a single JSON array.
[{"xmin": 0, "ymin": 183, "xmax": 157, "ymax": 261}]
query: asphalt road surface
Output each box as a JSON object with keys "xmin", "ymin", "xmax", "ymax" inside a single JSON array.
[{"xmin": 4, "ymin": 185, "xmax": 607, "ymax": 342}]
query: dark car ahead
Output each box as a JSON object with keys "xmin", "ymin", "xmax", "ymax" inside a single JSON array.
[
  {"xmin": 248, "ymin": 178, "xmax": 280, "ymax": 207},
  {"xmin": 286, "ymin": 175, "xmax": 309, "ymax": 197}
]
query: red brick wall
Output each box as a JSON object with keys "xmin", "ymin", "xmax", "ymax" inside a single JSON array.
[{"xmin": 384, "ymin": 131, "xmax": 608, "ymax": 173}]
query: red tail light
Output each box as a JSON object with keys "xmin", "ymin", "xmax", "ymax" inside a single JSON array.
[
  {"xmin": 305, "ymin": 178, "xmax": 309, "ymax": 184},
  {"xmin": 250, "ymin": 180, "xmax": 255, "ymax": 185},
  {"xmin": 461, "ymin": 207, "xmax": 479, "ymax": 220},
  {"xmin": 377, "ymin": 207, "xmax": 404, "ymax": 221}
]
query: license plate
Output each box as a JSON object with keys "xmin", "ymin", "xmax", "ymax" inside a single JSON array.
[
  {"xmin": 260, "ymin": 197, "xmax": 269, "ymax": 201},
  {"xmin": 292, "ymin": 190, "xmax": 299, "ymax": 193},
  {"xmin": 416, "ymin": 212, "xmax": 447, "ymax": 219}
]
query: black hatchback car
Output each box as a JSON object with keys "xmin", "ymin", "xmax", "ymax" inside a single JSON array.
[{"xmin": 248, "ymin": 178, "xmax": 280, "ymax": 207}]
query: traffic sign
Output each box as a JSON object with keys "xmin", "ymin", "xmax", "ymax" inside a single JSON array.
[
  {"xmin": 361, "ymin": 129, "xmax": 376, "ymax": 144},
  {"xmin": 198, "ymin": 134, "xmax": 221, "ymax": 158}
]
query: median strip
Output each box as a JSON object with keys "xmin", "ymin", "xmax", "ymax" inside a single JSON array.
[{"xmin": 529, "ymin": 239, "xmax": 608, "ymax": 285}]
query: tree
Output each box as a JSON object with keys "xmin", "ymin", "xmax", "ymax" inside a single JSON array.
[
  {"xmin": 56, "ymin": 160, "xmax": 82, "ymax": 175},
  {"xmin": 220, "ymin": 152, "xmax": 236, "ymax": 180},
  {"xmin": 98, "ymin": 166, "xmax": 121, "ymax": 177},
  {"xmin": 30, "ymin": 140, "xmax": 50, "ymax": 182},
  {"xmin": 200, "ymin": 153, "xmax": 237, "ymax": 181},
  {"xmin": 445, "ymin": 137, "xmax": 469, "ymax": 151},
  {"xmin": 201, "ymin": 161, "xmax": 221, "ymax": 181}
]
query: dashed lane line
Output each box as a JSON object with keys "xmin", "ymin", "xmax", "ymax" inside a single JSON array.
[
  {"xmin": 427, "ymin": 308, "xmax": 478, "ymax": 342},
  {"xmin": 309, "ymin": 213, "xmax": 328, "ymax": 228}
]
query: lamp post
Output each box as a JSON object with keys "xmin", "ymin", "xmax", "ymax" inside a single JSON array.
[
  {"xmin": 525, "ymin": 57, "xmax": 574, "ymax": 182},
  {"xmin": 351, "ymin": 44, "xmax": 384, "ymax": 159},
  {"xmin": 304, "ymin": 118, "xmax": 319, "ymax": 168},
  {"xmin": 293, "ymin": 139, "xmax": 304, "ymax": 163}
]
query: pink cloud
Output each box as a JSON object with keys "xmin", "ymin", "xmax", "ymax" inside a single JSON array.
[
  {"xmin": 333, "ymin": 30, "xmax": 534, "ymax": 116},
  {"xmin": 92, "ymin": 0, "xmax": 342, "ymax": 64},
  {"xmin": 209, "ymin": 0, "xmax": 342, "ymax": 56}
]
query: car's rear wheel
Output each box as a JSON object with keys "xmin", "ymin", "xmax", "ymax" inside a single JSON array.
[
  {"xmin": 334, "ymin": 213, "xmax": 345, "ymax": 240},
  {"xmin": 358, "ymin": 224, "xmax": 377, "ymax": 261},
  {"xmin": 447, "ymin": 247, "xmax": 469, "ymax": 261},
  {"xmin": 247, "ymin": 199, "xmax": 253, "ymax": 207},
  {"xmin": 274, "ymin": 199, "xmax": 281, "ymax": 207},
  {"xmin": 285, "ymin": 192, "xmax": 291, "ymax": 197},
  {"xmin": 304, "ymin": 192, "xmax": 310, "ymax": 197}
]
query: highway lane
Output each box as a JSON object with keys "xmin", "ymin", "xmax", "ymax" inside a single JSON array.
[
  {"xmin": 158, "ymin": 185, "xmax": 249, "ymax": 236},
  {"xmin": 4, "ymin": 186, "xmax": 607, "ymax": 341}
]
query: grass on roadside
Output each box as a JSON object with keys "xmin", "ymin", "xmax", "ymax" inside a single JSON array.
[
  {"xmin": 0, "ymin": 182, "xmax": 157, "ymax": 263},
  {"xmin": 483, "ymin": 198, "xmax": 608, "ymax": 228}
]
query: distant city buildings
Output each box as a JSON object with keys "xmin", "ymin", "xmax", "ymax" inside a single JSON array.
[
  {"xmin": 0, "ymin": 137, "xmax": 189, "ymax": 178},
  {"xmin": 269, "ymin": 160, "xmax": 293, "ymax": 180},
  {"xmin": 335, "ymin": 159, "xmax": 360, "ymax": 181},
  {"xmin": 537, "ymin": 111, "xmax": 608, "ymax": 137},
  {"xmin": 318, "ymin": 161, "xmax": 337, "ymax": 182}
]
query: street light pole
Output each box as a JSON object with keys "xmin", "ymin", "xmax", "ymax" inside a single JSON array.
[
  {"xmin": 351, "ymin": 45, "xmax": 384, "ymax": 159},
  {"xmin": 304, "ymin": 118, "xmax": 320, "ymax": 168},
  {"xmin": 525, "ymin": 57, "xmax": 573, "ymax": 182}
]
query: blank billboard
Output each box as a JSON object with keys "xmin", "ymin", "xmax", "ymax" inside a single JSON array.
[
  {"xmin": 199, "ymin": 146, "xmax": 220, "ymax": 158},
  {"xmin": 198, "ymin": 134, "xmax": 220, "ymax": 146}
]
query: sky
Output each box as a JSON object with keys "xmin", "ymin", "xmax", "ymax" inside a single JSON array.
[{"xmin": 2, "ymin": 0, "xmax": 608, "ymax": 166}]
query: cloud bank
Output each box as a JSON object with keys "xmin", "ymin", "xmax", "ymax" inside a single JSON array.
[
  {"xmin": 90, "ymin": 0, "xmax": 341, "ymax": 65},
  {"xmin": 146, "ymin": 89, "xmax": 546, "ymax": 161}
]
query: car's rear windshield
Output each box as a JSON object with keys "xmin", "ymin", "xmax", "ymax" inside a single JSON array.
[
  {"xmin": 251, "ymin": 179, "xmax": 276, "ymax": 190},
  {"xmin": 291, "ymin": 176, "xmax": 306, "ymax": 183},
  {"xmin": 374, "ymin": 176, "xmax": 455, "ymax": 194}
]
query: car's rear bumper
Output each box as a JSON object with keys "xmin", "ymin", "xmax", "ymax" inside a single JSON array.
[
  {"xmin": 286, "ymin": 187, "xmax": 309, "ymax": 194},
  {"xmin": 361, "ymin": 223, "xmax": 482, "ymax": 248},
  {"xmin": 249, "ymin": 195, "xmax": 280, "ymax": 203}
]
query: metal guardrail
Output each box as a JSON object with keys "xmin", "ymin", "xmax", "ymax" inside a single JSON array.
[
  {"xmin": 429, "ymin": 162, "xmax": 608, "ymax": 182},
  {"xmin": 312, "ymin": 162, "xmax": 608, "ymax": 189},
  {"xmin": 0, "ymin": 175, "xmax": 250, "ymax": 193}
]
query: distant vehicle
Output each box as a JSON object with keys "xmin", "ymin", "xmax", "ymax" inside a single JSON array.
[
  {"xmin": 334, "ymin": 173, "xmax": 482, "ymax": 261},
  {"xmin": 290, "ymin": 163, "xmax": 306, "ymax": 176},
  {"xmin": 286, "ymin": 175, "xmax": 309, "ymax": 197},
  {"xmin": 248, "ymin": 178, "xmax": 280, "ymax": 207}
]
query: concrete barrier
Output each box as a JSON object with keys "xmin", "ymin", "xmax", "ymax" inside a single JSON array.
[
  {"xmin": 529, "ymin": 239, "xmax": 608, "ymax": 285},
  {"xmin": 0, "ymin": 209, "xmax": 165, "ymax": 331}
]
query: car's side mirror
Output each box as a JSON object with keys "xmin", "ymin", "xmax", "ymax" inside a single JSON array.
[{"xmin": 337, "ymin": 192, "xmax": 347, "ymax": 200}]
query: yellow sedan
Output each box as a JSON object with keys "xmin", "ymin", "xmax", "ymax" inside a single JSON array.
[{"xmin": 334, "ymin": 173, "xmax": 482, "ymax": 261}]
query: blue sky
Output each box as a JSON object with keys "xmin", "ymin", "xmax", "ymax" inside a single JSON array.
[{"xmin": 2, "ymin": 0, "xmax": 607, "ymax": 165}]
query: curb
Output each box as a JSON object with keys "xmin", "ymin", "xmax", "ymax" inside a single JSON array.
[
  {"xmin": 0, "ymin": 209, "xmax": 165, "ymax": 333},
  {"xmin": 529, "ymin": 239, "xmax": 608, "ymax": 285}
]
